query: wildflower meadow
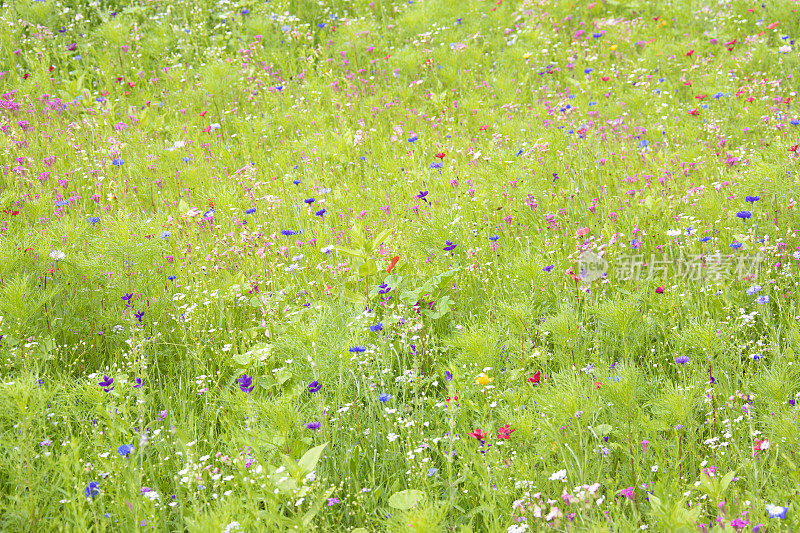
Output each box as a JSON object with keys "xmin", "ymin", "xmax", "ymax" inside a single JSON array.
[{"xmin": 2, "ymin": 0, "xmax": 800, "ymax": 531}]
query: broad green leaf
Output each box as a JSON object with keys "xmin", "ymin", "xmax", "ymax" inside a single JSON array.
[
  {"xmin": 358, "ymin": 258, "xmax": 377, "ymax": 277},
  {"xmin": 298, "ymin": 442, "xmax": 328, "ymax": 475},
  {"xmin": 335, "ymin": 245, "xmax": 364, "ymax": 259},
  {"xmin": 388, "ymin": 489, "xmax": 424, "ymax": 510}
]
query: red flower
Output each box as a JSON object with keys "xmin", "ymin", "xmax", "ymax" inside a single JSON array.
[
  {"xmin": 468, "ymin": 429, "xmax": 486, "ymax": 440},
  {"xmin": 199, "ymin": 111, "xmax": 207, "ymax": 117},
  {"xmin": 435, "ymin": 152, "xmax": 446, "ymax": 159},
  {"xmin": 497, "ymin": 424, "xmax": 515, "ymax": 440},
  {"xmin": 789, "ymin": 145, "xmax": 799, "ymax": 153},
  {"xmin": 601, "ymin": 76, "xmax": 610, "ymax": 81},
  {"xmin": 655, "ymin": 287, "xmax": 664, "ymax": 294},
  {"xmin": 386, "ymin": 256, "xmax": 399, "ymax": 273},
  {"xmin": 688, "ymin": 109, "xmax": 699, "ymax": 116},
  {"xmin": 527, "ymin": 371, "xmax": 541, "ymax": 384},
  {"xmin": 686, "ymin": 50, "xmax": 694, "ymax": 56},
  {"xmin": 479, "ymin": 125, "xmax": 490, "ymax": 131}
]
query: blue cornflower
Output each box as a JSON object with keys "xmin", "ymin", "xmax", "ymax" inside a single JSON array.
[
  {"xmin": 117, "ymin": 444, "xmax": 134, "ymax": 457},
  {"xmin": 736, "ymin": 211, "xmax": 752, "ymax": 219},
  {"xmin": 292, "ymin": 180, "xmax": 301, "ymax": 185},
  {"xmin": 583, "ymin": 68, "xmax": 593, "ymax": 74},
  {"xmin": 516, "ymin": 149, "xmax": 524, "ymax": 156},
  {"xmin": 304, "ymin": 198, "xmax": 315, "ymax": 205},
  {"xmin": 675, "ymin": 356, "xmax": 690, "ymax": 365},
  {"xmin": 430, "ymin": 162, "xmax": 442, "ymax": 170},
  {"xmin": 167, "ymin": 275, "xmax": 176, "ymax": 281},
  {"xmin": 731, "ymin": 241, "xmax": 743, "ymax": 249},
  {"xmin": 315, "ymin": 208, "xmax": 326, "ymax": 217},
  {"xmin": 427, "ymin": 468, "xmax": 438, "ymax": 477},
  {"xmin": 766, "ymin": 504, "xmax": 788, "ymax": 519},
  {"xmin": 408, "ymin": 133, "xmax": 418, "ymax": 142},
  {"xmin": 638, "ymin": 140, "xmax": 649, "ymax": 148},
  {"xmin": 87, "ymin": 216, "xmax": 100, "ymax": 224},
  {"xmin": 245, "ymin": 207, "xmax": 257, "ymax": 214},
  {"xmin": 757, "ymin": 295, "xmax": 769, "ymax": 305},
  {"xmin": 745, "ymin": 196, "xmax": 760, "ymax": 202},
  {"xmin": 281, "ymin": 229, "xmax": 299, "ymax": 236},
  {"xmin": 84, "ymin": 481, "xmax": 101, "ymax": 498},
  {"xmin": 112, "ymin": 158, "xmax": 124, "ymax": 166},
  {"xmin": 791, "ymin": 119, "xmax": 800, "ymax": 126},
  {"xmin": 306, "ymin": 421, "xmax": 321, "ymax": 430},
  {"xmin": 349, "ymin": 346, "xmax": 366, "ymax": 353},
  {"xmin": 699, "ymin": 236, "xmax": 712, "ymax": 242},
  {"xmin": 203, "ymin": 208, "xmax": 215, "ymax": 219},
  {"xmin": 181, "ymin": 157, "xmax": 191, "ymax": 163},
  {"xmin": 55, "ymin": 200, "xmax": 69, "ymax": 207},
  {"xmin": 378, "ymin": 393, "xmax": 391, "ymax": 402},
  {"xmin": 489, "ymin": 235, "xmax": 500, "ymax": 241},
  {"xmin": 370, "ymin": 323, "xmax": 383, "ymax": 332},
  {"xmin": 543, "ymin": 265, "xmax": 554, "ymax": 272},
  {"xmin": 747, "ymin": 285, "xmax": 762, "ymax": 295},
  {"xmin": 160, "ymin": 231, "xmax": 170, "ymax": 239},
  {"xmin": 318, "ymin": 23, "xmax": 326, "ymax": 28}
]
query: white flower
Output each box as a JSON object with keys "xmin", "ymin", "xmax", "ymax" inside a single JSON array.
[
  {"xmin": 387, "ymin": 433, "xmax": 399, "ymax": 442},
  {"xmin": 49, "ymin": 250, "xmax": 66, "ymax": 260},
  {"xmin": 779, "ymin": 45, "xmax": 792, "ymax": 54},
  {"xmin": 651, "ymin": 465, "xmax": 659, "ymax": 472},
  {"xmin": 666, "ymin": 229, "xmax": 682, "ymax": 237},
  {"xmin": 549, "ymin": 469, "xmax": 567, "ymax": 482},
  {"xmin": 507, "ymin": 524, "xmax": 529, "ymax": 533},
  {"xmin": 321, "ymin": 245, "xmax": 335, "ymax": 254},
  {"xmin": 222, "ymin": 521, "xmax": 241, "ymax": 533}
]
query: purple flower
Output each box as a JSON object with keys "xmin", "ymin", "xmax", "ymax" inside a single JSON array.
[
  {"xmin": 99, "ymin": 376, "xmax": 114, "ymax": 392},
  {"xmin": 349, "ymin": 346, "xmax": 366, "ymax": 353},
  {"xmin": 315, "ymin": 208, "xmax": 326, "ymax": 217},
  {"xmin": 543, "ymin": 265, "xmax": 554, "ymax": 272},
  {"xmin": 675, "ymin": 356, "xmax": 690, "ymax": 365},
  {"xmin": 135, "ymin": 311, "xmax": 144, "ymax": 322},
  {"xmin": 237, "ymin": 374, "xmax": 254, "ymax": 394},
  {"xmin": 378, "ymin": 393, "xmax": 391, "ymax": 402},
  {"xmin": 133, "ymin": 377, "xmax": 143, "ymax": 389},
  {"xmin": 304, "ymin": 198, "xmax": 315, "ymax": 205},
  {"xmin": 327, "ymin": 497, "xmax": 340, "ymax": 506},
  {"xmin": 745, "ymin": 196, "xmax": 760, "ymax": 203},
  {"xmin": 443, "ymin": 241, "xmax": 457, "ymax": 252},
  {"xmin": 736, "ymin": 211, "xmax": 752, "ymax": 219},
  {"xmin": 370, "ymin": 323, "xmax": 383, "ymax": 333},
  {"xmin": 306, "ymin": 421, "xmax": 321, "ymax": 430},
  {"xmin": 757, "ymin": 295, "xmax": 769, "ymax": 305},
  {"xmin": 245, "ymin": 208, "xmax": 257, "ymax": 214},
  {"xmin": 445, "ymin": 370, "xmax": 453, "ymax": 381},
  {"xmin": 308, "ymin": 380, "xmax": 322, "ymax": 393}
]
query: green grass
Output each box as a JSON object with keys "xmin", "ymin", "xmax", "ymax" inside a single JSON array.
[{"xmin": 1, "ymin": 0, "xmax": 800, "ymax": 531}]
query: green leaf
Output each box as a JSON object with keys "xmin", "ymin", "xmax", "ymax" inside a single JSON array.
[
  {"xmin": 298, "ymin": 442, "xmax": 328, "ymax": 475},
  {"xmin": 388, "ymin": 489, "xmax": 424, "ymax": 510},
  {"xmin": 335, "ymin": 245, "xmax": 364, "ymax": 259},
  {"xmin": 358, "ymin": 258, "xmax": 377, "ymax": 277},
  {"xmin": 179, "ymin": 199, "xmax": 189, "ymax": 212},
  {"xmin": 367, "ymin": 226, "xmax": 395, "ymax": 253},
  {"xmin": 275, "ymin": 368, "xmax": 292, "ymax": 386},
  {"xmin": 233, "ymin": 352, "xmax": 252, "ymax": 366}
]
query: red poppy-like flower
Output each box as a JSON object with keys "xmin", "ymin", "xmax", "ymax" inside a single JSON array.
[
  {"xmin": 199, "ymin": 111, "xmax": 207, "ymax": 117},
  {"xmin": 497, "ymin": 424, "xmax": 515, "ymax": 440},
  {"xmin": 468, "ymin": 429, "xmax": 486, "ymax": 440},
  {"xmin": 386, "ymin": 256, "xmax": 399, "ymax": 273},
  {"xmin": 527, "ymin": 371, "xmax": 541, "ymax": 384},
  {"xmin": 435, "ymin": 152, "xmax": 446, "ymax": 159},
  {"xmin": 688, "ymin": 109, "xmax": 699, "ymax": 116},
  {"xmin": 686, "ymin": 50, "xmax": 694, "ymax": 56},
  {"xmin": 789, "ymin": 145, "xmax": 799, "ymax": 153},
  {"xmin": 479, "ymin": 125, "xmax": 490, "ymax": 131}
]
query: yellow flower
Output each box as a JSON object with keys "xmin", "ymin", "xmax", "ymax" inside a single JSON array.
[
  {"xmin": 475, "ymin": 374, "xmax": 493, "ymax": 386},
  {"xmin": 609, "ymin": 44, "xmax": 618, "ymax": 51}
]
